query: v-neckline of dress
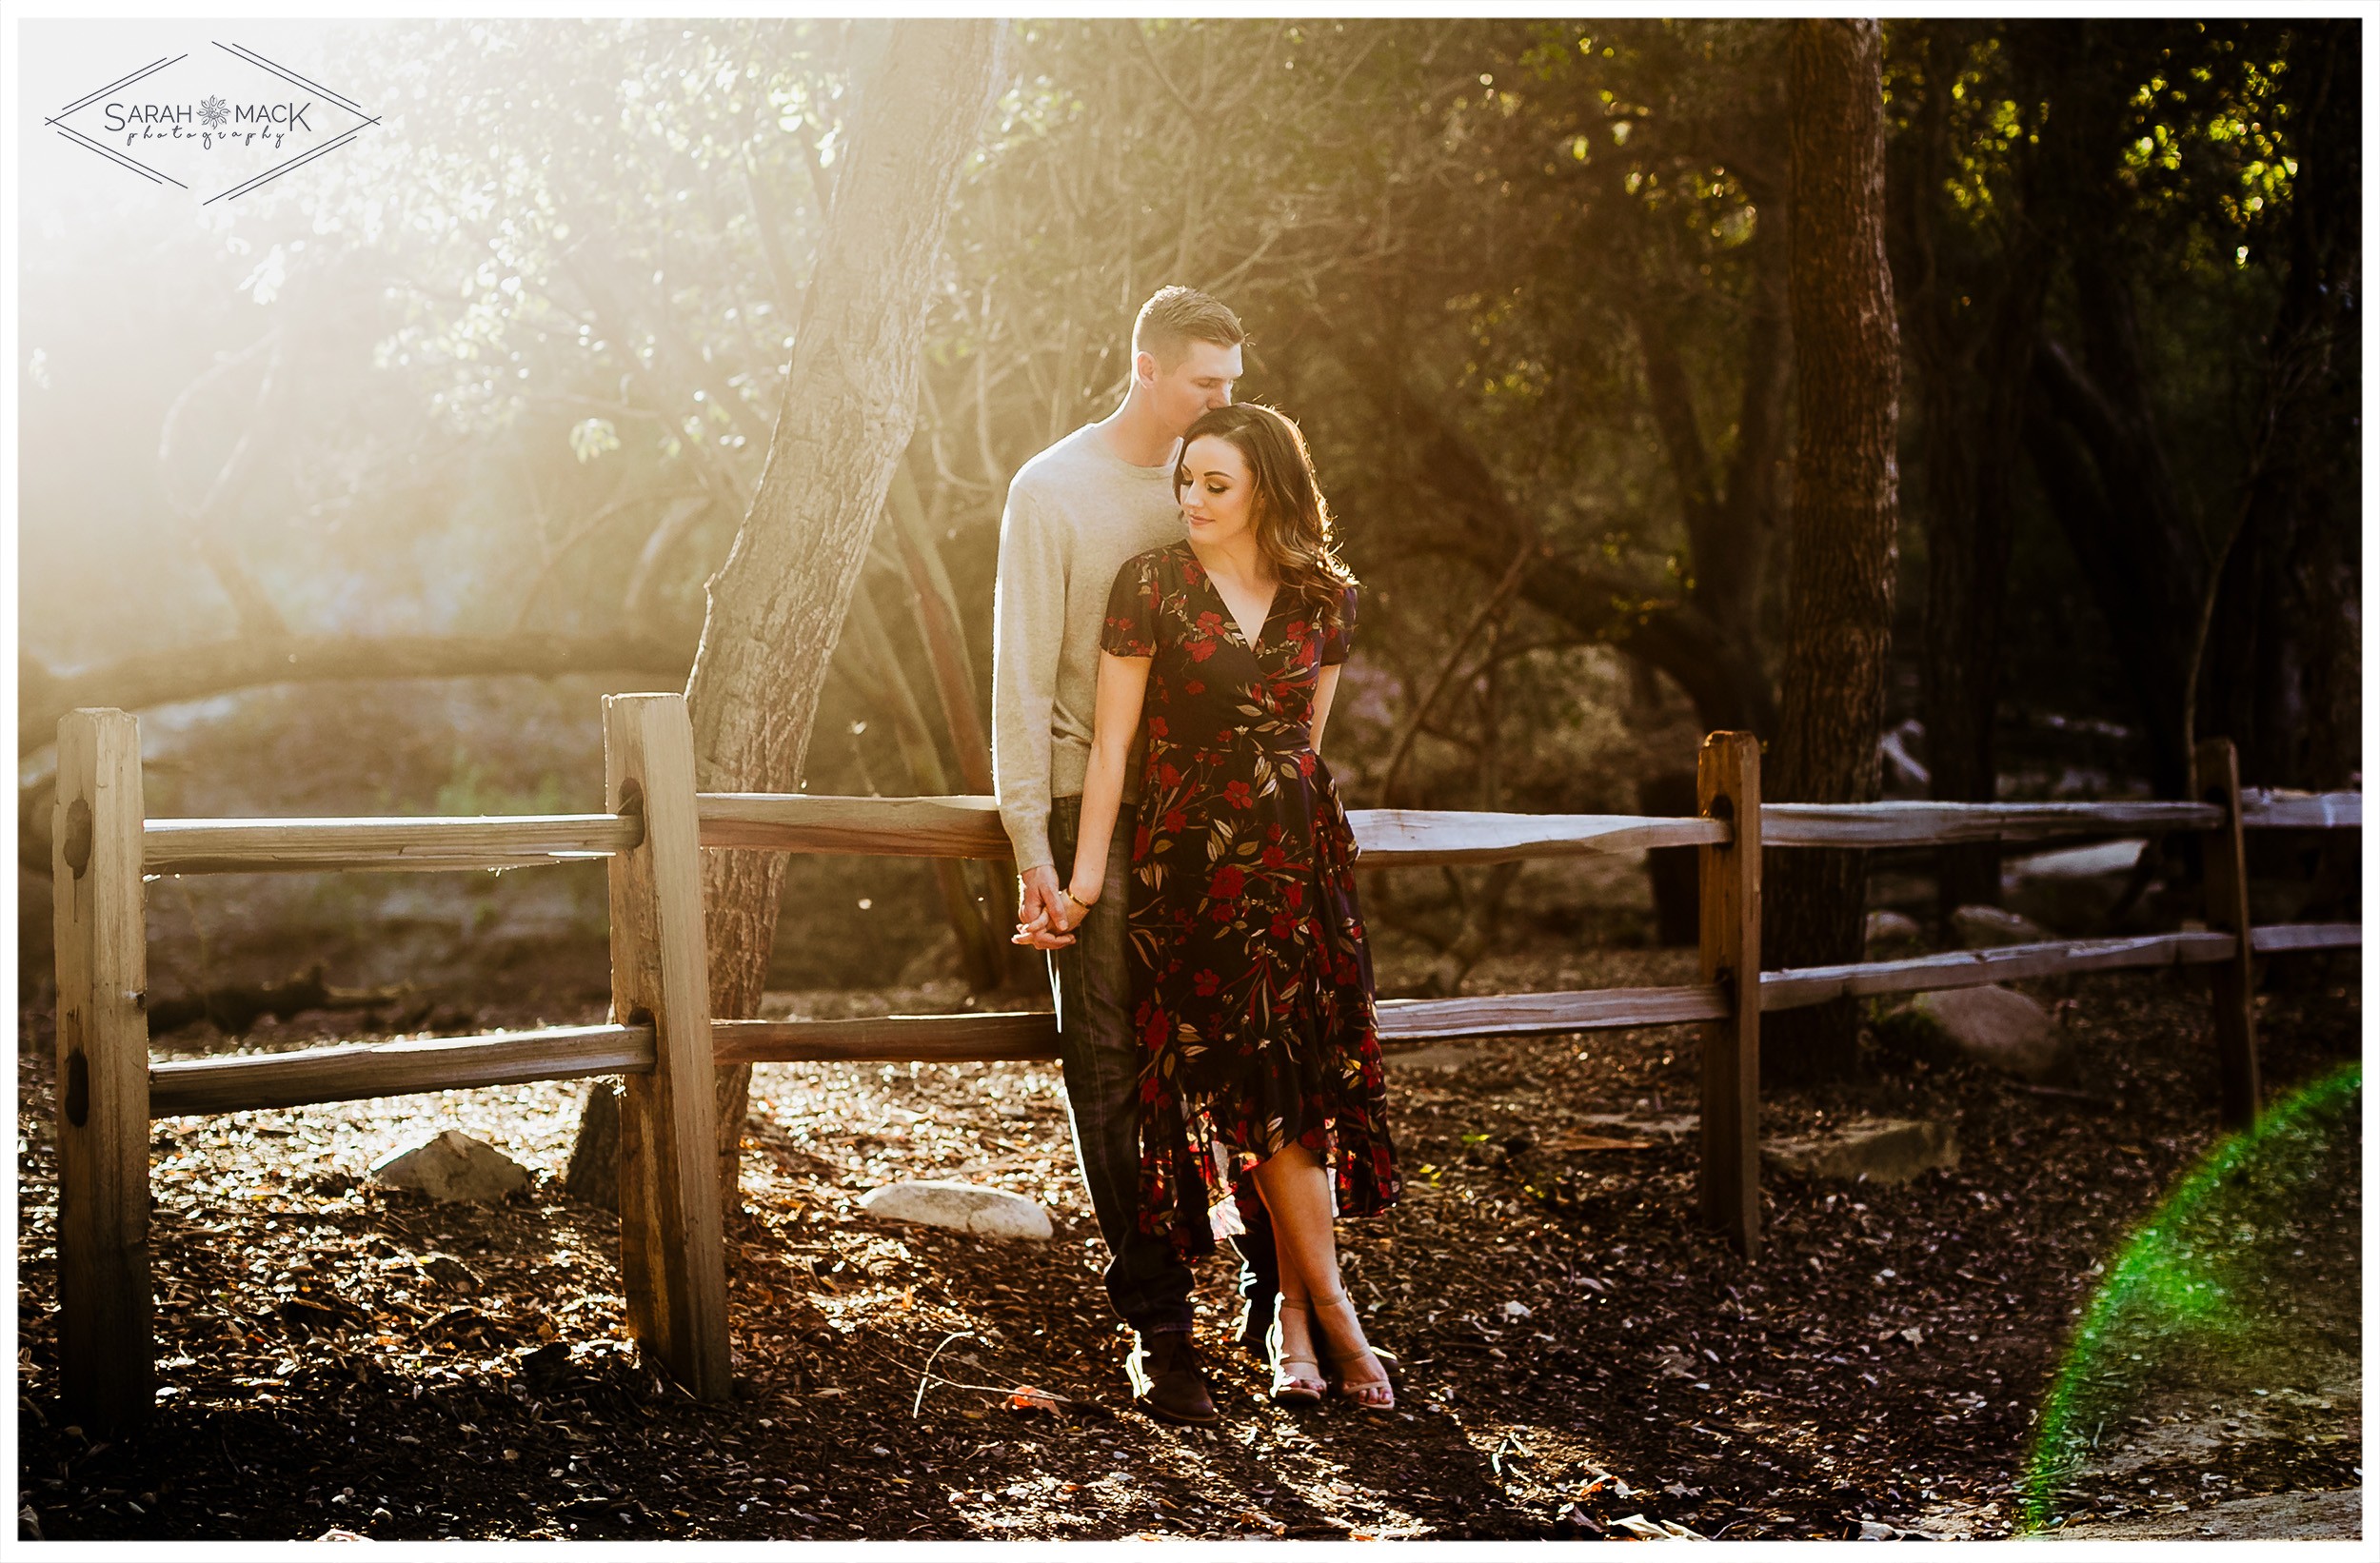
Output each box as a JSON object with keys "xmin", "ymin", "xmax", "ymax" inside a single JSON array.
[{"xmin": 1187, "ymin": 546, "xmax": 1281, "ymax": 656}]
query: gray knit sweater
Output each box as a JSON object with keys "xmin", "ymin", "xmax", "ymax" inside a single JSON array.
[{"xmin": 990, "ymin": 422, "xmax": 1185, "ymax": 875}]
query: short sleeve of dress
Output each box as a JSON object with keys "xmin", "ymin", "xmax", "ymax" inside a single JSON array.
[
  {"xmin": 1101, "ymin": 552, "xmax": 1160, "ymax": 659},
  {"xmin": 1319, "ymin": 584, "xmax": 1359, "ymax": 666}
]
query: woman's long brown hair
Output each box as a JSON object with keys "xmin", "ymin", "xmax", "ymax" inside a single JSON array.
[{"xmin": 1175, "ymin": 403, "xmax": 1359, "ymax": 633}]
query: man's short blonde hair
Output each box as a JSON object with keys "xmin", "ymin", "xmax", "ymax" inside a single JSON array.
[{"xmin": 1133, "ymin": 286, "xmax": 1246, "ymax": 368}]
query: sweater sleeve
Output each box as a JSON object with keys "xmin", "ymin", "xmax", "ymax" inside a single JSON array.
[{"xmin": 991, "ymin": 478, "xmax": 1065, "ymax": 875}]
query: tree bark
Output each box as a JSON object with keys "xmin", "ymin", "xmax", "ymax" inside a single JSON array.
[
  {"xmin": 1764, "ymin": 19, "xmax": 1903, "ymax": 1086},
  {"xmin": 654, "ymin": 21, "xmax": 1005, "ymax": 1211}
]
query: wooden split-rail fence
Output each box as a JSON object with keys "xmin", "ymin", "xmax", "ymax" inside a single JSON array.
[{"xmin": 50, "ymin": 699, "xmax": 2360, "ymax": 1427}]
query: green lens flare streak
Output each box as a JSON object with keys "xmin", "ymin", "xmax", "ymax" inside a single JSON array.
[{"xmin": 2019, "ymin": 1061, "xmax": 2361, "ymax": 1533}]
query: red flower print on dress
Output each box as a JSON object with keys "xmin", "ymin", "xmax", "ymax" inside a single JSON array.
[{"xmin": 1097, "ymin": 545, "xmax": 1392, "ymax": 1260}]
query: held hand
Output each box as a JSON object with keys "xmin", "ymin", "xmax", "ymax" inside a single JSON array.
[
  {"xmin": 1043, "ymin": 882, "xmax": 1097, "ymax": 936},
  {"xmin": 1014, "ymin": 865, "xmax": 1076, "ymax": 950}
]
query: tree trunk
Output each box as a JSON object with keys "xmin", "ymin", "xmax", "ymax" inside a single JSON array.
[
  {"xmin": 2022, "ymin": 264, "xmax": 2211, "ymax": 801},
  {"xmin": 2197, "ymin": 20, "xmax": 2361, "ymax": 794},
  {"xmin": 1888, "ymin": 23, "xmax": 2055, "ymax": 932},
  {"xmin": 1764, "ymin": 19, "xmax": 1903, "ymax": 1086},
  {"xmin": 565, "ymin": 20, "xmax": 1007, "ymax": 1213}
]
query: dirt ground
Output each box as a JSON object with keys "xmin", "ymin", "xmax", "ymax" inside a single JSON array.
[{"xmin": 12, "ymin": 936, "xmax": 2362, "ymax": 1542}]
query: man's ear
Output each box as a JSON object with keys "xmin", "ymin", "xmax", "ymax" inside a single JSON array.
[{"xmin": 1133, "ymin": 349, "xmax": 1158, "ymax": 387}]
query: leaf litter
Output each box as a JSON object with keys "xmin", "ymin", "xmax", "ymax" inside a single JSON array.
[{"xmin": 14, "ymin": 956, "xmax": 2360, "ymax": 1540}]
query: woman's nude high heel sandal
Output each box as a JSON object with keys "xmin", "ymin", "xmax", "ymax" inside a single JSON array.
[
  {"xmin": 1266, "ymin": 1297, "xmax": 1326, "ymax": 1404},
  {"xmin": 1312, "ymin": 1291, "xmax": 1395, "ymax": 1412}
]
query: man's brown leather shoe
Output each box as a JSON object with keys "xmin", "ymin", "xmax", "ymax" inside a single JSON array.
[{"xmin": 1127, "ymin": 1331, "xmax": 1220, "ymax": 1426}]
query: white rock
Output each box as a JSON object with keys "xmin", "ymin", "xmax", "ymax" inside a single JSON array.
[
  {"xmin": 1911, "ymin": 983, "xmax": 2064, "ymax": 1079},
  {"xmin": 1501, "ymin": 1300, "xmax": 1533, "ymax": 1319},
  {"xmin": 859, "ymin": 1179, "xmax": 1052, "ymax": 1241},
  {"xmin": 1865, "ymin": 910, "xmax": 1924, "ymax": 953},
  {"xmin": 1951, "ymin": 903, "xmax": 2055, "ymax": 948},
  {"xmin": 370, "ymin": 1130, "xmax": 532, "ymax": 1204}
]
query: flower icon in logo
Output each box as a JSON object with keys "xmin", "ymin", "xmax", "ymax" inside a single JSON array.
[{"xmin": 199, "ymin": 94, "xmax": 229, "ymax": 129}]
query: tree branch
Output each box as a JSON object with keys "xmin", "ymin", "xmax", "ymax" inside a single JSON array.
[{"xmin": 20, "ymin": 633, "xmax": 692, "ymax": 756}]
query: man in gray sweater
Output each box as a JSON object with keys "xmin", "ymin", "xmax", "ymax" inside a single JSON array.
[{"xmin": 992, "ymin": 286, "xmax": 1277, "ymax": 1425}]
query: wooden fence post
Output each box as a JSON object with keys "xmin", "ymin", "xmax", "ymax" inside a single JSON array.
[
  {"xmin": 52, "ymin": 709, "xmax": 154, "ymax": 1428},
  {"xmin": 1696, "ymin": 731, "xmax": 1762, "ymax": 1258},
  {"xmin": 2193, "ymin": 737, "xmax": 2260, "ymax": 1130},
  {"xmin": 604, "ymin": 694, "xmax": 732, "ymax": 1400}
]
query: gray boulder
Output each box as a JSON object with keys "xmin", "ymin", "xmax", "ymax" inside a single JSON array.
[
  {"xmin": 1951, "ymin": 903, "xmax": 2054, "ymax": 948},
  {"xmin": 859, "ymin": 1179, "xmax": 1052, "ymax": 1241},
  {"xmin": 1907, "ymin": 983, "xmax": 2064, "ymax": 1079},
  {"xmin": 1764, "ymin": 1118, "xmax": 1958, "ymax": 1185},
  {"xmin": 371, "ymin": 1129, "xmax": 532, "ymax": 1204}
]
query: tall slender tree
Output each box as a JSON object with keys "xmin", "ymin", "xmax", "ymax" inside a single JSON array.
[
  {"xmin": 1765, "ymin": 18, "xmax": 1903, "ymax": 1084},
  {"xmin": 566, "ymin": 20, "xmax": 1008, "ymax": 1206}
]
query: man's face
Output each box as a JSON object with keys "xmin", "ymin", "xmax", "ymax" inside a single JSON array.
[{"xmin": 1138, "ymin": 338, "xmax": 1241, "ymax": 438}]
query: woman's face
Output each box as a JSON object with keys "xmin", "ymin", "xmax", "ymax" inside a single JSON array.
[{"xmin": 1178, "ymin": 434, "xmax": 1259, "ymax": 550}]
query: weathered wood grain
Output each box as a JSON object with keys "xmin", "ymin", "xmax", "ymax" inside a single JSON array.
[
  {"xmin": 2238, "ymin": 789, "xmax": 2361, "ymax": 831},
  {"xmin": 695, "ymin": 793, "xmax": 1729, "ymax": 864},
  {"xmin": 1348, "ymin": 809, "xmax": 1726, "ymax": 864},
  {"xmin": 695, "ymin": 793, "xmax": 1010, "ymax": 857},
  {"xmin": 1759, "ymin": 799, "xmax": 2221, "ymax": 847},
  {"xmin": 2248, "ymin": 921, "xmax": 2361, "ymax": 954},
  {"xmin": 2196, "ymin": 739, "xmax": 2261, "ymax": 1130},
  {"xmin": 710, "ymin": 985, "xmax": 1737, "ymax": 1066},
  {"xmin": 1758, "ymin": 931, "xmax": 2235, "ymax": 1011},
  {"xmin": 606, "ymin": 695, "xmax": 732, "ymax": 1402},
  {"xmin": 52, "ymin": 709, "xmax": 154, "ymax": 1429},
  {"xmin": 149, "ymin": 1025, "xmax": 654, "ymax": 1118},
  {"xmin": 145, "ymin": 814, "xmax": 640, "ymax": 874},
  {"xmin": 1698, "ymin": 732, "xmax": 1763, "ymax": 1258},
  {"xmin": 1379, "ymin": 985, "xmax": 1731, "ymax": 1038}
]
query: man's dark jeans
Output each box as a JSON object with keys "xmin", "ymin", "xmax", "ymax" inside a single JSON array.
[{"xmin": 1047, "ymin": 795, "xmax": 1277, "ymax": 1335}]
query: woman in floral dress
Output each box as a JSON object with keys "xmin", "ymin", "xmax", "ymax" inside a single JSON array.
[{"xmin": 1037, "ymin": 402, "xmax": 1399, "ymax": 1410}]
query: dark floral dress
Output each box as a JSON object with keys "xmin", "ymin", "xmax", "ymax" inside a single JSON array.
[{"xmin": 1100, "ymin": 542, "xmax": 1399, "ymax": 1257}]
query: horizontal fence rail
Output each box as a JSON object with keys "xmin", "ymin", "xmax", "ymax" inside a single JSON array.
[
  {"xmin": 1757, "ymin": 800, "xmax": 2221, "ymax": 846},
  {"xmin": 145, "ymin": 814, "xmax": 640, "ymax": 874},
  {"xmin": 149, "ymin": 1024, "xmax": 655, "ymax": 1118},
  {"xmin": 2240, "ymin": 790, "xmax": 2362, "ymax": 830},
  {"xmin": 132, "ymin": 788, "xmax": 2363, "ymax": 878},
  {"xmin": 144, "ymin": 923, "xmax": 2361, "ymax": 1118}
]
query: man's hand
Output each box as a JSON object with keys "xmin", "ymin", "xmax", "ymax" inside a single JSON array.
[{"xmin": 1014, "ymin": 864, "xmax": 1076, "ymax": 949}]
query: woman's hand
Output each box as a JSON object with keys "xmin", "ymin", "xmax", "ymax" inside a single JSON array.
[{"xmin": 1015, "ymin": 882, "xmax": 1098, "ymax": 948}]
